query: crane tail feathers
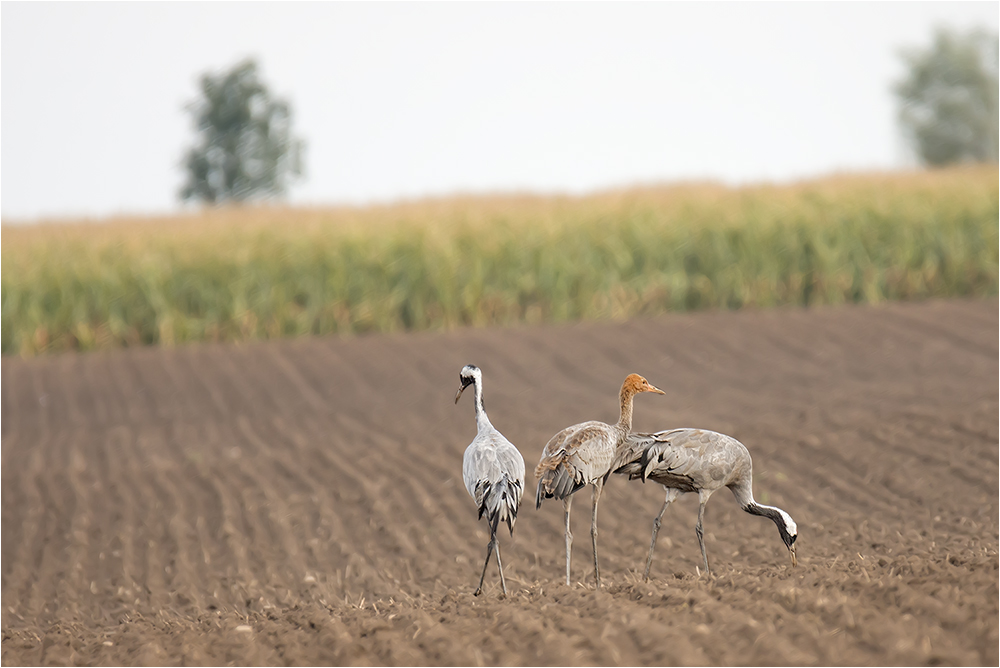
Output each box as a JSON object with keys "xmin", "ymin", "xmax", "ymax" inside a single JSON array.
[
  {"xmin": 639, "ymin": 445, "xmax": 657, "ymax": 482},
  {"xmin": 535, "ymin": 463, "xmax": 585, "ymax": 507},
  {"xmin": 477, "ymin": 475, "xmax": 522, "ymax": 535}
]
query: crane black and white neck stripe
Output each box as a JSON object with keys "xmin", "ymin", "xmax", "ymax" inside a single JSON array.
[
  {"xmin": 613, "ymin": 427, "xmax": 798, "ymax": 580},
  {"xmin": 455, "ymin": 364, "xmax": 525, "ymax": 596}
]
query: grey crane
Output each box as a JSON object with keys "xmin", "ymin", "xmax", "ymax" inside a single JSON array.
[
  {"xmin": 455, "ymin": 364, "xmax": 525, "ymax": 596},
  {"xmin": 535, "ymin": 373, "xmax": 664, "ymax": 587},
  {"xmin": 613, "ymin": 428, "xmax": 798, "ymax": 580}
]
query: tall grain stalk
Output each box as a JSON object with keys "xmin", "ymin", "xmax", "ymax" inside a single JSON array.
[{"xmin": 3, "ymin": 166, "xmax": 996, "ymax": 355}]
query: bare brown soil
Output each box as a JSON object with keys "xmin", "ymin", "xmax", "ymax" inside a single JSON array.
[{"xmin": 2, "ymin": 298, "xmax": 997, "ymax": 666}]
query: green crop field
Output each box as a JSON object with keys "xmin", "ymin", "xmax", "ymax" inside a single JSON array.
[{"xmin": 2, "ymin": 165, "xmax": 997, "ymax": 356}]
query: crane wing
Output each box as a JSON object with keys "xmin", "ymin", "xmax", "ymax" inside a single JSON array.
[
  {"xmin": 535, "ymin": 421, "xmax": 615, "ymax": 504},
  {"xmin": 611, "ymin": 431, "xmax": 657, "ymax": 477},
  {"xmin": 636, "ymin": 428, "xmax": 747, "ymax": 489},
  {"xmin": 463, "ymin": 431, "xmax": 525, "ymax": 535},
  {"xmin": 495, "ymin": 438, "xmax": 526, "ymax": 494}
]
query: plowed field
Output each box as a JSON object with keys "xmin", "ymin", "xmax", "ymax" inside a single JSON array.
[{"xmin": 2, "ymin": 298, "xmax": 997, "ymax": 666}]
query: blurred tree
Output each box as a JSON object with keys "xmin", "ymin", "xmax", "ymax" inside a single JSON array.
[
  {"xmin": 180, "ymin": 59, "xmax": 304, "ymax": 204},
  {"xmin": 895, "ymin": 28, "xmax": 998, "ymax": 166}
]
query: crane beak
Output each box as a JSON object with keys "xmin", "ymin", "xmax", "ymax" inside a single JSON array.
[
  {"xmin": 454, "ymin": 385, "xmax": 466, "ymax": 404},
  {"xmin": 648, "ymin": 384, "xmax": 665, "ymax": 395},
  {"xmin": 788, "ymin": 544, "xmax": 798, "ymax": 567}
]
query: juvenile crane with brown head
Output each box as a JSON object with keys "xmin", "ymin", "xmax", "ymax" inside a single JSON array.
[{"xmin": 535, "ymin": 373, "xmax": 664, "ymax": 587}]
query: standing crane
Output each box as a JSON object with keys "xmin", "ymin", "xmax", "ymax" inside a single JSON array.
[
  {"xmin": 455, "ymin": 364, "xmax": 525, "ymax": 596},
  {"xmin": 535, "ymin": 373, "xmax": 665, "ymax": 587},
  {"xmin": 613, "ymin": 428, "xmax": 798, "ymax": 580}
]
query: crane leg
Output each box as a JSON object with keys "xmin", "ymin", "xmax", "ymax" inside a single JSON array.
[
  {"xmin": 472, "ymin": 515, "xmax": 507, "ymax": 596},
  {"xmin": 563, "ymin": 496, "xmax": 573, "ymax": 586},
  {"xmin": 472, "ymin": 531, "xmax": 499, "ymax": 596},
  {"xmin": 591, "ymin": 479, "xmax": 604, "ymax": 588},
  {"xmin": 494, "ymin": 537, "xmax": 507, "ymax": 595},
  {"xmin": 644, "ymin": 487, "xmax": 680, "ymax": 581},
  {"xmin": 696, "ymin": 491, "xmax": 711, "ymax": 576}
]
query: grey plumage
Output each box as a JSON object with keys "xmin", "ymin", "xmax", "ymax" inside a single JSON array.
[
  {"xmin": 456, "ymin": 365, "xmax": 525, "ymax": 596},
  {"xmin": 613, "ymin": 428, "xmax": 798, "ymax": 579},
  {"xmin": 464, "ymin": 432, "xmax": 524, "ymax": 536}
]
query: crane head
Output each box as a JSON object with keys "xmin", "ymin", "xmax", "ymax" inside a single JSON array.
[
  {"xmin": 622, "ymin": 373, "xmax": 665, "ymax": 397},
  {"xmin": 777, "ymin": 511, "xmax": 798, "ymax": 567},
  {"xmin": 455, "ymin": 364, "xmax": 481, "ymax": 403}
]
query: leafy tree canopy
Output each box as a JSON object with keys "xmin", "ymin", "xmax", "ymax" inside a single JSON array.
[
  {"xmin": 180, "ymin": 59, "xmax": 304, "ymax": 204},
  {"xmin": 895, "ymin": 28, "xmax": 999, "ymax": 166}
]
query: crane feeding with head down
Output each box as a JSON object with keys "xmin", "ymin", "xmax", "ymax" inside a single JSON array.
[{"xmin": 613, "ymin": 427, "xmax": 798, "ymax": 580}]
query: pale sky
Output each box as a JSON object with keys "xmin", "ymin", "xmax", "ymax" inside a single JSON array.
[{"xmin": 2, "ymin": 2, "xmax": 997, "ymax": 222}]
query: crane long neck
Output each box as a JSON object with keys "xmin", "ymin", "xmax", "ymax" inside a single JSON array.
[
  {"xmin": 616, "ymin": 388, "xmax": 636, "ymax": 435},
  {"xmin": 732, "ymin": 479, "xmax": 796, "ymax": 540},
  {"xmin": 472, "ymin": 379, "xmax": 491, "ymax": 432}
]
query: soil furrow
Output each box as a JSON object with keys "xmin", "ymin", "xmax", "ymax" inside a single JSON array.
[{"xmin": 2, "ymin": 298, "xmax": 996, "ymax": 667}]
